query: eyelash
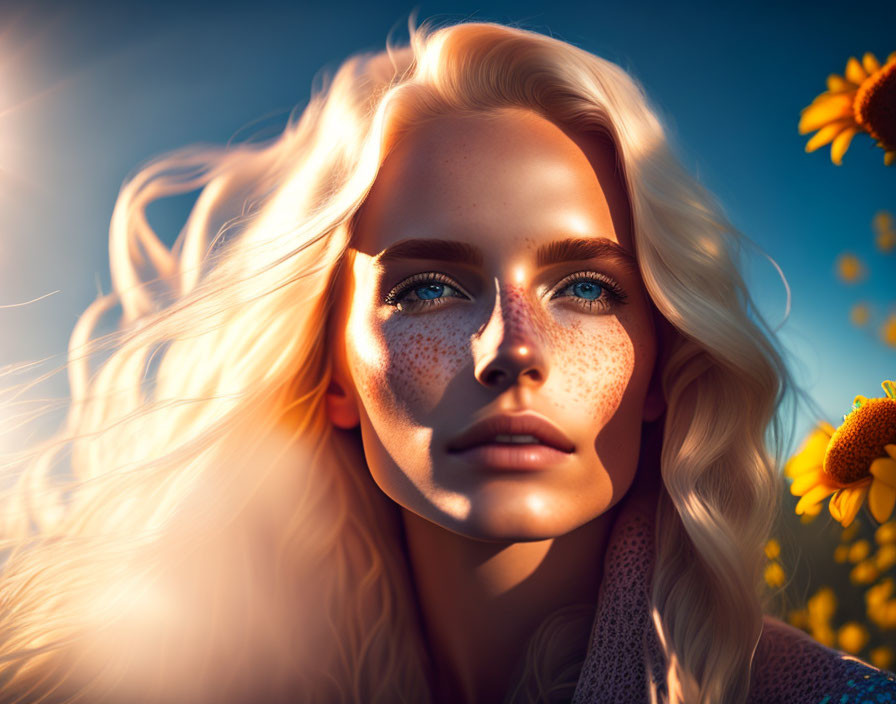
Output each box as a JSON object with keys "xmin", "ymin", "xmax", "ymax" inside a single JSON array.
[
  {"xmin": 385, "ymin": 271, "xmax": 627, "ymax": 313},
  {"xmin": 384, "ymin": 272, "xmax": 469, "ymax": 311},
  {"xmin": 549, "ymin": 271, "xmax": 627, "ymax": 312}
]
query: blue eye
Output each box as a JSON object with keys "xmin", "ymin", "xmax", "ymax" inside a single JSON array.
[
  {"xmin": 415, "ymin": 283, "xmax": 448, "ymax": 300},
  {"xmin": 566, "ymin": 280, "xmax": 602, "ymax": 300},
  {"xmin": 385, "ymin": 273, "xmax": 469, "ymax": 311},
  {"xmin": 551, "ymin": 273, "xmax": 626, "ymax": 312}
]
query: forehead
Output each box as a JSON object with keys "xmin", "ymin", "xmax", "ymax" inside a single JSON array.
[{"xmin": 352, "ymin": 108, "xmax": 633, "ymax": 259}]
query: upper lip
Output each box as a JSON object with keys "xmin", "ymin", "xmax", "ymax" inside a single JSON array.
[{"xmin": 446, "ymin": 413, "xmax": 575, "ymax": 453}]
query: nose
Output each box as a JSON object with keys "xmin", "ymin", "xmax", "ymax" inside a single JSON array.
[{"xmin": 473, "ymin": 281, "xmax": 549, "ymax": 389}]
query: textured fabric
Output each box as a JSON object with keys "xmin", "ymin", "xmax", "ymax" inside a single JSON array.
[
  {"xmin": 749, "ymin": 619, "xmax": 896, "ymax": 704},
  {"xmin": 572, "ymin": 485, "xmax": 896, "ymax": 704}
]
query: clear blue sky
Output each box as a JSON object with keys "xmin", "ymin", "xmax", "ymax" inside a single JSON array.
[{"xmin": 0, "ymin": 0, "xmax": 894, "ymax": 447}]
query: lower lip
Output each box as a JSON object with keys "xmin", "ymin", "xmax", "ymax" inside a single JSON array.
[{"xmin": 449, "ymin": 444, "xmax": 572, "ymax": 470}]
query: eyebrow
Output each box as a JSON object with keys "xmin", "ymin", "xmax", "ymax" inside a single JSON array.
[
  {"xmin": 375, "ymin": 236, "xmax": 637, "ymax": 272},
  {"xmin": 376, "ymin": 238, "xmax": 484, "ymax": 267},
  {"xmin": 536, "ymin": 237, "xmax": 638, "ymax": 272}
]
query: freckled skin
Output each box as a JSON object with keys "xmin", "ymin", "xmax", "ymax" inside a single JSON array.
[{"xmin": 329, "ymin": 108, "xmax": 662, "ymax": 541}]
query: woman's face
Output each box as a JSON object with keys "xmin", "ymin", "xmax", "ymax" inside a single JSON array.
[{"xmin": 328, "ymin": 107, "xmax": 663, "ymax": 541}]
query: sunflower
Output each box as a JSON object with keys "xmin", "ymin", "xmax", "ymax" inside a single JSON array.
[
  {"xmin": 799, "ymin": 51, "xmax": 896, "ymax": 166},
  {"xmin": 786, "ymin": 380, "xmax": 896, "ymax": 527}
]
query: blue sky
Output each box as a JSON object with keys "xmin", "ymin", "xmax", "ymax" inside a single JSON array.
[{"xmin": 0, "ymin": 0, "xmax": 894, "ymax": 447}]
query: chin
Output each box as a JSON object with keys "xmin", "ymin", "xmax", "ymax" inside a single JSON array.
[{"xmin": 448, "ymin": 493, "xmax": 597, "ymax": 543}]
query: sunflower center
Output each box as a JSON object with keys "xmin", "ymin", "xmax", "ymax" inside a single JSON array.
[
  {"xmin": 855, "ymin": 60, "xmax": 896, "ymax": 151},
  {"xmin": 824, "ymin": 398, "xmax": 896, "ymax": 484}
]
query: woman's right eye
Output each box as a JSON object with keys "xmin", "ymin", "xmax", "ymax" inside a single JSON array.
[{"xmin": 384, "ymin": 273, "xmax": 469, "ymax": 312}]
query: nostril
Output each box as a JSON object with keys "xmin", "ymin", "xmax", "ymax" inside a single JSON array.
[
  {"xmin": 525, "ymin": 368, "xmax": 544, "ymax": 384},
  {"xmin": 478, "ymin": 363, "xmax": 544, "ymax": 388},
  {"xmin": 485, "ymin": 369, "xmax": 507, "ymax": 386}
]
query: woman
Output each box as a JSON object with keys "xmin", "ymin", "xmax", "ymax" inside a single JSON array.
[{"xmin": 0, "ymin": 18, "xmax": 893, "ymax": 704}]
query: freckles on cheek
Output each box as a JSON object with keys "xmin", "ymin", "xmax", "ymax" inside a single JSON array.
[
  {"xmin": 352, "ymin": 315, "xmax": 469, "ymax": 415},
  {"xmin": 552, "ymin": 318, "xmax": 635, "ymax": 422}
]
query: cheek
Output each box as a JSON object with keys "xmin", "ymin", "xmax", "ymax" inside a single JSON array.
[
  {"xmin": 549, "ymin": 318, "xmax": 637, "ymax": 422},
  {"xmin": 348, "ymin": 310, "xmax": 470, "ymax": 417}
]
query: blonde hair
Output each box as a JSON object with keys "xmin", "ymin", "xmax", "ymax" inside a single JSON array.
[{"xmin": 0, "ymin": 19, "xmax": 790, "ymax": 704}]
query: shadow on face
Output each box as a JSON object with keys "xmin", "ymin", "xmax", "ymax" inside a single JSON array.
[{"xmin": 326, "ymin": 107, "xmax": 664, "ymax": 542}]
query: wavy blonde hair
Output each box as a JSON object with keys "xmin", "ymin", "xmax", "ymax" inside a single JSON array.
[{"xmin": 0, "ymin": 18, "xmax": 790, "ymax": 704}]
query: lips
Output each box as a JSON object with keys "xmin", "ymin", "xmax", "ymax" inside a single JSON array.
[{"xmin": 446, "ymin": 413, "xmax": 575, "ymax": 454}]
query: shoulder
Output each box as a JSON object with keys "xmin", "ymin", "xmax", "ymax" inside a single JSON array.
[{"xmin": 748, "ymin": 615, "xmax": 896, "ymax": 704}]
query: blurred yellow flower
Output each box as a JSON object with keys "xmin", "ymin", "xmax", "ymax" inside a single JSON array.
[
  {"xmin": 871, "ymin": 645, "xmax": 895, "ymax": 671},
  {"xmin": 764, "ymin": 561, "xmax": 786, "ymax": 588},
  {"xmin": 885, "ymin": 602, "xmax": 896, "ymax": 629},
  {"xmin": 838, "ymin": 622, "xmax": 871, "ymax": 653},
  {"xmin": 868, "ymin": 599, "xmax": 889, "ymax": 627},
  {"xmin": 834, "ymin": 544, "xmax": 850, "ymax": 562},
  {"xmin": 850, "ymin": 302, "xmax": 871, "ymax": 327},
  {"xmin": 882, "ymin": 314, "xmax": 896, "ymax": 347},
  {"xmin": 787, "ymin": 381, "xmax": 896, "ymax": 527},
  {"xmin": 836, "ymin": 253, "xmax": 866, "ymax": 283},
  {"xmin": 842, "ymin": 520, "xmax": 862, "ymax": 542},
  {"xmin": 867, "ymin": 578, "xmax": 894, "ymax": 608},
  {"xmin": 874, "ymin": 211, "xmax": 896, "ymax": 252},
  {"xmin": 800, "ymin": 51, "xmax": 896, "ymax": 165},
  {"xmin": 849, "ymin": 539, "xmax": 872, "ymax": 562},
  {"xmin": 812, "ymin": 625, "xmax": 837, "ymax": 648},
  {"xmin": 876, "ymin": 543, "xmax": 896, "ymax": 571},
  {"xmin": 788, "ymin": 608, "xmax": 810, "ymax": 630},
  {"xmin": 764, "ymin": 538, "xmax": 781, "ymax": 560},
  {"xmin": 875, "ymin": 211, "xmax": 894, "ymax": 230},
  {"xmin": 808, "ymin": 586, "xmax": 838, "ymax": 626},
  {"xmin": 851, "ymin": 559, "xmax": 880, "ymax": 585},
  {"xmin": 875, "ymin": 521, "xmax": 896, "ymax": 544}
]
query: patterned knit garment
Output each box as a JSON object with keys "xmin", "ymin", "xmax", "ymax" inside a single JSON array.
[{"xmin": 571, "ymin": 487, "xmax": 896, "ymax": 704}]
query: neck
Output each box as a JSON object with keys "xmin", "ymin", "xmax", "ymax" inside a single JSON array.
[{"xmin": 401, "ymin": 508, "xmax": 617, "ymax": 704}]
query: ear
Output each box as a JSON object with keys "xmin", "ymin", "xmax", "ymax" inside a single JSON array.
[
  {"xmin": 326, "ymin": 373, "xmax": 360, "ymax": 429},
  {"xmin": 324, "ymin": 254, "xmax": 362, "ymax": 429}
]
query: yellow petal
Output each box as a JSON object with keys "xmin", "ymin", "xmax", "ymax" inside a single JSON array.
[
  {"xmin": 883, "ymin": 381, "xmax": 896, "ymax": 400},
  {"xmin": 869, "ymin": 479, "xmax": 896, "ymax": 523},
  {"xmin": 829, "ymin": 490, "xmax": 847, "ymax": 521},
  {"xmin": 799, "ymin": 94, "xmax": 854, "ymax": 134},
  {"xmin": 886, "ymin": 444, "xmax": 896, "ymax": 461},
  {"xmin": 826, "ymin": 74, "xmax": 852, "ymax": 92},
  {"xmin": 797, "ymin": 483, "xmax": 838, "ymax": 514},
  {"xmin": 863, "ymin": 52, "xmax": 881, "ymax": 75},
  {"xmin": 807, "ymin": 91, "xmax": 836, "ymax": 107},
  {"xmin": 801, "ymin": 424, "xmax": 834, "ymax": 450},
  {"xmin": 830, "ymin": 485, "xmax": 869, "ymax": 527},
  {"xmin": 786, "ymin": 452, "xmax": 824, "ymax": 478},
  {"xmin": 805, "ymin": 501, "xmax": 823, "ymax": 516},
  {"xmin": 871, "ymin": 457, "xmax": 896, "ymax": 487},
  {"xmin": 885, "ymin": 151, "xmax": 895, "ymax": 167},
  {"xmin": 786, "ymin": 425, "xmax": 834, "ymax": 478},
  {"xmin": 805, "ymin": 120, "xmax": 852, "ymax": 152},
  {"xmin": 830, "ymin": 127, "xmax": 859, "ymax": 165},
  {"xmin": 889, "ymin": 52, "xmax": 896, "ymax": 64},
  {"xmin": 791, "ymin": 469, "xmax": 830, "ymax": 496},
  {"xmin": 845, "ymin": 56, "xmax": 868, "ymax": 84}
]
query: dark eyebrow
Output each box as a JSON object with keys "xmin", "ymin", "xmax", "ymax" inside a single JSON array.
[
  {"xmin": 375, "ymin": 239, "xmax": 484, "ymax": 267},
  {"xmin": 374, "ymin": 236, "xmax": 637, "ymax": 272},
  {"xmin": 536, "ymin": 237, "xmax": 638, "ymax": 272}
]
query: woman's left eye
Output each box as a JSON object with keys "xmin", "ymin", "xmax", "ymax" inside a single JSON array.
[
  {"xmin": 550, "ymin": 273, "xmax": 626, "ymax": 311},
  {"xmin": 385, "ymin": 273, "xmax": 469, "ymax": 312}
]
